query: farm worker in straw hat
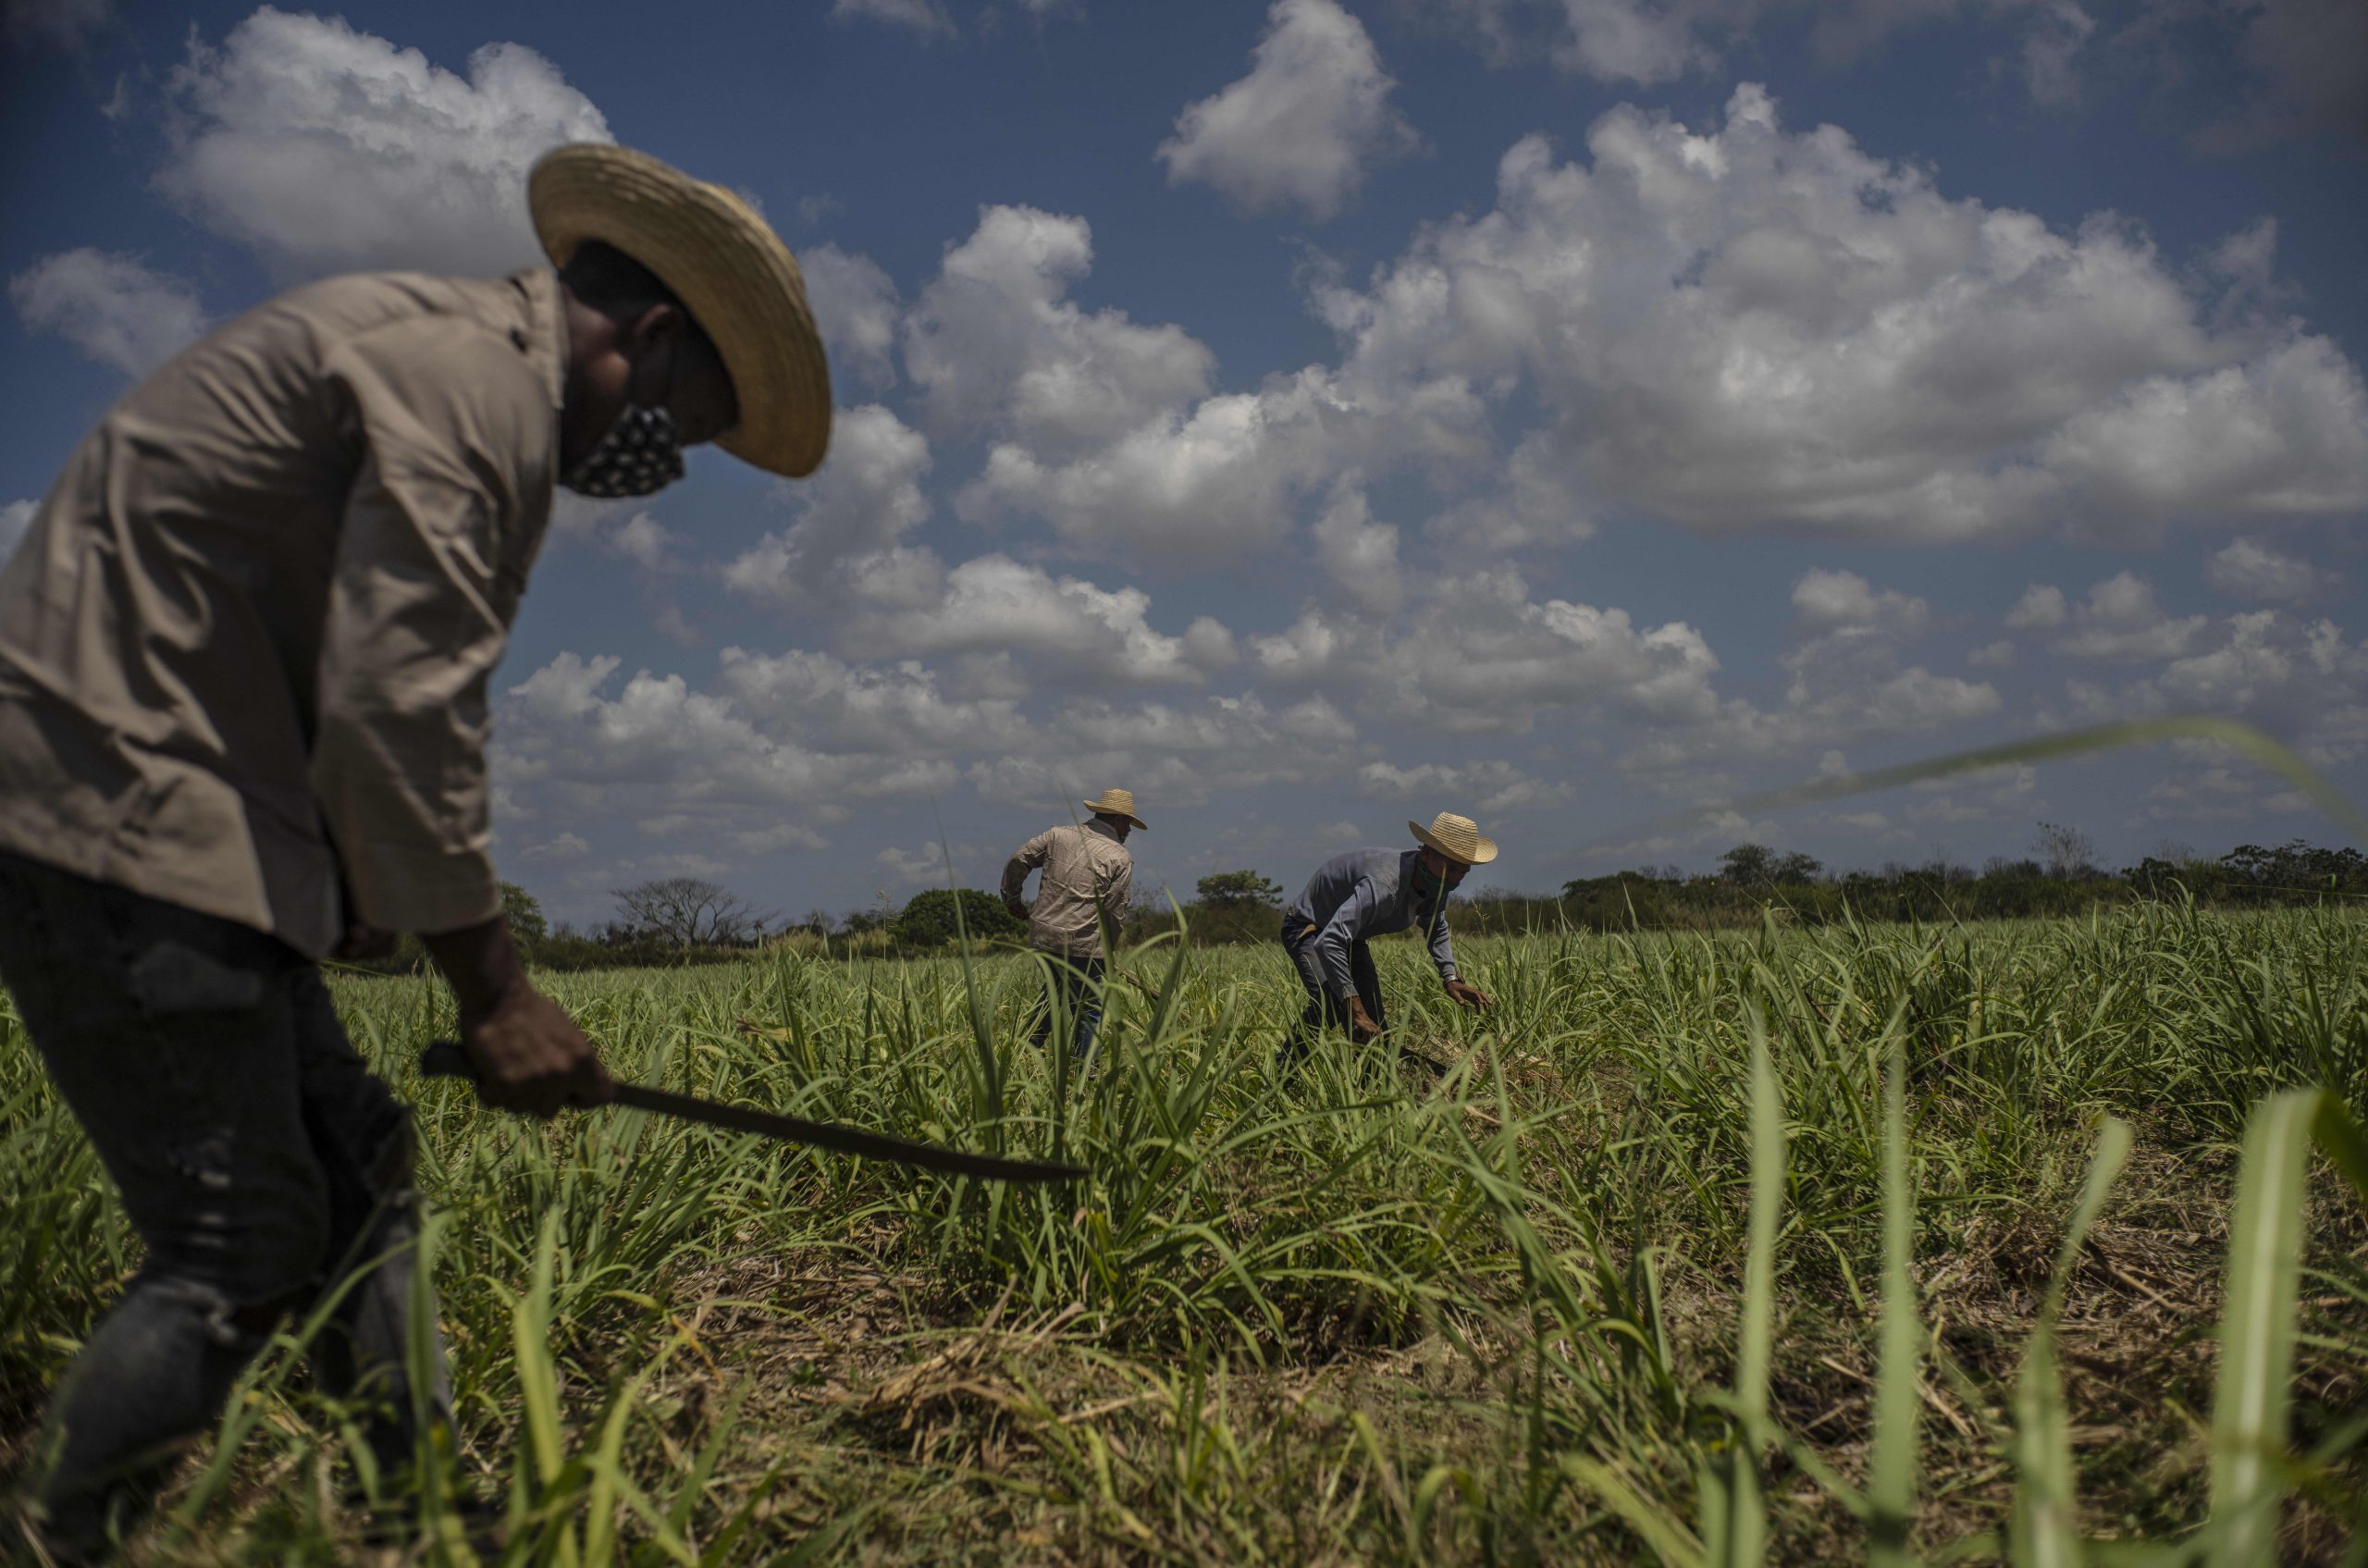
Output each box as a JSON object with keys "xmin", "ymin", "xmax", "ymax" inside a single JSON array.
[
  {"xmin": 1002, "ymin": 789, "xmax": 1144, "ymax": 1062},
  {"xmin": 1281, "ymin": 812, "xmax": 1498, "ymax": 1051},
  {"xmin": 0, "ymin": 142, "xmax": 830, "ymax": 1555}
]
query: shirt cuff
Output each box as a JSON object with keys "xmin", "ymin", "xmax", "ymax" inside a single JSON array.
[{"xmin": 1437, "ymin": 964, "xmax": 1460, "ymax": 983}]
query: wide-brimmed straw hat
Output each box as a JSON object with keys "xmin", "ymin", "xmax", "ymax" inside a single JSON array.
[
  {"xmin": 1410, "ymin": 811, "xmax": 1497, "ymax": 866},
  {"xmin": 1083, "ymin": 789, "xmax": 1149, "ymax": 831},
  {"xmin": 529, "ymin": 143, "xmax": 832, "ymax": 478}
]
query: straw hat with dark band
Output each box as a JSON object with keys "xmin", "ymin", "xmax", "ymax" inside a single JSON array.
[
  {"xmin": 1083, "ymin": 789, "xmax": 1149, "ymax": 831},
  {"xmin": 529, "ymin": 143, "xmax": 832, "ymax": 478},
  {"xmin": 1410, "ymin": 811, "xmax": 1497, "ymax": 866}
]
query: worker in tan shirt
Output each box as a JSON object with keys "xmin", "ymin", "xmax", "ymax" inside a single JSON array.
[
  {"xmin": 0, "ymin": 144, "xmax": 830, "ymax": 1557},
  {"xmin": 1001, "ymin": 788, "xmax": 1144, "ymax": 1063}
]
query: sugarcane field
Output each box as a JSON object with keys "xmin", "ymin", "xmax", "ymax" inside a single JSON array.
[
  {"xmin": 5, "ymin": 0, "xmax": 2368, "ymax": 1563},
  {"xmin": 1, "ymin": 895, "xmax": 2365, "ymax": 1563}
]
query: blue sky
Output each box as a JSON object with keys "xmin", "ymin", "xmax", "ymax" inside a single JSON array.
[{"xmin": 5, "ymin": 0, "xmax": 2364, "ymax": 928}]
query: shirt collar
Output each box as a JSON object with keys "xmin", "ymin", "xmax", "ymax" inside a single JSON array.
[
  {"xmin": 1401, "ymin": 849, "xmax": 1441, "ymax": 916},
  {"xmin": 1085, "ymin": 818, "xmax": 1122, "ymax": 844}
]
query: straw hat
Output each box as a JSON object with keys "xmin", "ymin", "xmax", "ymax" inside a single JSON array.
[
  {"xmin": 1410, "ymin": 811, "xmax": 1497, "ymax": 866},
  {"xmin": 529, "ymin": 143, "xmax": 832, "ymax": 478},
  {"xmin": 1082, "ymin": 788, "xmax": 1149, "ymax": 831}
]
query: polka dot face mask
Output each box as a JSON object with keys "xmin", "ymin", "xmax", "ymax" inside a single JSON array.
[{"xmin": 561, "ymin": 402, "xmax": 686, "ymax": 498}]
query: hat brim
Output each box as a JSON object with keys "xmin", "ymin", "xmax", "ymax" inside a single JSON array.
[
  {"xmin": 1410, "ymin": 819, "xmax": 1497, "ymax": 865},
  {"xmin": 1085, "ymin": 799, "xmax": 1149, "ymax": 831},
  {"xmin": 530, "ymin": 143, "xmax": 832, "ymax": 478}
]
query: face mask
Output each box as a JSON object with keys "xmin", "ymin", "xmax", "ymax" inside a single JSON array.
[{"xmin": 561, "ymin": 402, "xmax": 685, "ymax": 498}]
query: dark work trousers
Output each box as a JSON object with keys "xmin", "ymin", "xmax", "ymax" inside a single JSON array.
[
  {"xmin": 1279, "ymin": 917, "xmax": 1386, "ymax": 1058},
  {"xmin": 0, "ymin": 851, "xmax": 450, "ymax": 1557},
  {"xmin": 1028, "ymin": 951, "xmax": 1105, "ymax": 1063}
]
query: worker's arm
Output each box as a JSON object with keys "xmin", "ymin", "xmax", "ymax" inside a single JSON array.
[
  {"xmin": 1313, "ymin": 880, "xmax": 1380, "ymax": 1006},
  {"xmin": 310, "ymin": 320, "xmax": 606, "ymax": 1115},
  {"xmin": 423, "ymin": 917, "xmax": 613, "ymax": 1116},
  {"xmin": 1097, "ymin": 855, "xmax": 1134, "ymax": 950},
  {"xmin": 1425, "ymin": 899, "xmax": 1460, "ymax": 984},
  {"xmin": 1434, "ymin": 910, "xmax": 1493, "ymax": 1011},
  {"xmin": 1002, "ymin": 833, "xmax": 1050, "ymax": 920},
  {"xmin": 1425, "ymin": 899, "xmax": 1491, "ymax": 1010}
]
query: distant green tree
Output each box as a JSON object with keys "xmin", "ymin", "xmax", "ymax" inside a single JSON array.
[
  {"xmin": 1770, "ymin": 851, "xmax": 1822, "ymax": 883},
  {"xmin": 890, "ymin": 888, "xmax": 1025, "ymax": 947},
  {"xmin": 1195, "ymin": 870, "xmax": 1285, "ymax": 907},
  {"xmin": 500, "ymin": 882, "xmax": 549, "ymax": 953},
  {"xmin": 2220, "ymin": 839, "xmax": 2368, "ymax": 898},
  {"xmin": 1720, "ymin": 844, "xmax": 1776, "ymax": 884},
  {"xmin": 2123, "ymin": 857, "xmax": 2187, "ymax": 897}
]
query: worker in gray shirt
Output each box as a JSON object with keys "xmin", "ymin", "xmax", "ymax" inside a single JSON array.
[{"xmin": 1282, "ymin": 811, "xmax": 1497, "ymax": 1048}]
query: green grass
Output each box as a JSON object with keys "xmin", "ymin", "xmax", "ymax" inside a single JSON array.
[{"xmin": 3, "ymin": 901, "xmax": 2365, "ymax": 1564}]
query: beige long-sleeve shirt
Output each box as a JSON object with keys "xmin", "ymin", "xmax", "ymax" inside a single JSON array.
[
  {"xmin": 0, "ymin": 268, "xmax": 565, "ymax": 957},
  {"xmin": 1001, "ymin": 820, "xmax": 1133, "ymax": 959}
]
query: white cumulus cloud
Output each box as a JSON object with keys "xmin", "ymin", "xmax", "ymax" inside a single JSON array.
[
  {"xmin": 2041, "ymin": 335, "xmax": 2368, "ymax": 525},
  {"xmin": 1310, "ymin": 83, "xmax": 2368, "ymax": 544},
  {"xmin": 2205, "ymin": 536, "xmax": 2334, "ymax": 604},
  {"xmin": 157, "ymin": 7, "xmax": 611, "ymax": 278},
  {"xmin": 967, "ymin": 690, "xmax": 1359, "ymax": 810},
  {"xmin": 725, "ymin": 404, "xmax": 935, "ymax": 606},
  {"xmin": 1253, "ymin": 566, "xmax": 1728, "ymax": 735},
  {"xmin": 719, "ymin": 648, "xmax": 1031, "ymax": 757},
  {"xmin": 1356, "ymin": 758, "xmax": 1571, "ymax": 815},
  {"xmin": 10, "ymin": 249, "xmax": 207, "ymax": 376},
  {"xmin": 494, "ymin": 650, "xmax": 959, "ymax": 855},
  {"xmin": 2010, "ymin": 572, "xmax": 2210, "ymax": 662},
  {"xmin": 903, "ymin": 204, "xmax": 1215, "ymax": 455},
  {"xmin": 1790, "ymin": 568, "xmax": 1930, "ymax": 634},
  {"xmin": 1157, "ymin": 0, "xmax": 1419, "ymax": 222},
  {"xmin": 797, "ymin": 243, "xmax": 902, "ymax": 389},
  {"xmin": 1414, "ymin": 0, "xmax": 2103, "ymax": 97},
  {"xmin": 843, "ymin": 554, "xmax": 1231, "ymax": 686},
  {"xmin": 877, "ymin": 841, "xmax": 960, "ymax": 885},
  {"xmin": 1311, "ymin": 478, "xmax": 1405, "ymax": 615}
]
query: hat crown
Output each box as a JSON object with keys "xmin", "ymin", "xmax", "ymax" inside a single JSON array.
[
  {"xmin": 1426, "ymin": 812, "xmax": 1479, "ymax": 856},
  {"xmin": 1410, "ymin": 809, "xmax": 1497, "ymax": 864},
  {"xmin": 1087, "ymin": 788, "xmax": 1134, "ymax": 813}
]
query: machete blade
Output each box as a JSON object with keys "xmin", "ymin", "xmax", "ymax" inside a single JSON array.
[{"xmin": 419, "ymin": 1042, "xmax": 1084, "ymax": 1183}]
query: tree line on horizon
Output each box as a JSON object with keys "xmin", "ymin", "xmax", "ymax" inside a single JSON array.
[{"xmin": 396, "ymin": 828, "xmax": 2368, "ymax": 975}]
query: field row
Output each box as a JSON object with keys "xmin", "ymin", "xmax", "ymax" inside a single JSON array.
[{"xmin": 2, "ymin": 903, "xmax": 2363, "ymax": 1563}]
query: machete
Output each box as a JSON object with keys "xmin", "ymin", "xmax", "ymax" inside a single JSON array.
[{"xmin": 419, "ymin": 1041, "xmax": 1085, "ymax": 1184}]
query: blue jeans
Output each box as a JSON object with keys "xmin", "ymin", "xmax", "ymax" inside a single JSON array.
[
  {"xmin": 1028, "ymin": 952, "xmax": 1104, "ymax": 1062},
  {"xmin": 0, "ymin": 852, "xmax": 449, "ymax": 1556}
]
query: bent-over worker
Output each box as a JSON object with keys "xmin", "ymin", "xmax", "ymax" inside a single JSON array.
[
  {"xmin": 1002, "ymin": 789, "xmax": 1143, "ymax": 1062},
  {"xmin": 1282, "ymin": 811, "xmax": 1498, "ymax": 1049},
  {"xmin": 0, "ymin": 143, "xmax": 832, "ymax": 1558}
]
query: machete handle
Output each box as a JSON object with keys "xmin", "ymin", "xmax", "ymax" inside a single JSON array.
[{"xmin": 419, "ymin": 1041, "xmax": 476, "ymax": 1081}]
